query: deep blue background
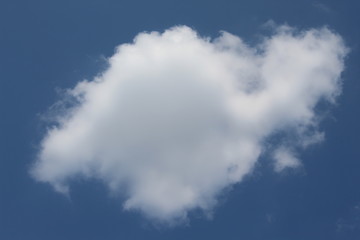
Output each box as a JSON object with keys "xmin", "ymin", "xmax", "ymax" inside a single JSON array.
[{"xmin": 1, "ymin": 0, "xmax": 360, "ymax": 239}]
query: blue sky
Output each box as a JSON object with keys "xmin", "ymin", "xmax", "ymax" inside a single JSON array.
[{"xmin": 1, "ymin": 0, "xmax": 360, "ymax": 239}]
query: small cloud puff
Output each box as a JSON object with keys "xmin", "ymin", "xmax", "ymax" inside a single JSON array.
[
  {"xmin": 273, "ymin": 147, "xmax": 301, "ymax": 172},
  {"xmin": 31, "ymin": 25, "xmax": 347, "ymax": 224}
]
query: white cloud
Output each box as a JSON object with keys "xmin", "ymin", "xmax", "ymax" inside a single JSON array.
[
  {"xmin": 31, "ymin": 25, "xmax": 348, "ymax": 224},
  {"xmin": 273, "ymin": 147, "xmax": 301, "ymax": 172}
]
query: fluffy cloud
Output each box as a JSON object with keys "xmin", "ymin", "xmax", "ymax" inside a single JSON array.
[
  {"xmin": 31, "ymin": 25, "xmax": 347, "ymax": 223},
  {"xmin": 273, "ymin": 147, "xmax": 301, "ymax": 172}
]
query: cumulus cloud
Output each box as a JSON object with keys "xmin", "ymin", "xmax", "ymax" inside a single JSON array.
[{"xmin": 31, "ymin": 24, "xmax": 347, "ymax": 223}]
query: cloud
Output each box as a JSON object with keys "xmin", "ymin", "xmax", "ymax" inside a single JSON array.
[
  {"xmin": 313, "ymin": 2, "xmax": 332, "ymax": 14},
  {"xmin": 273, "ymin": 147, "xmax": 301, "ymax": 172},
  {"xmin": 31, "ymin": 25, "xmax": 347, "ymax": 224},
  {"xmin": 337, "ymin": 203, "xmax": 360, "ymax": 233}
]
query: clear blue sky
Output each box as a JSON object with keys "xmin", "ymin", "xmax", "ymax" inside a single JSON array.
[{"xmin": 1, "ymin": 0, "xmax": 360, "ymax": 239}]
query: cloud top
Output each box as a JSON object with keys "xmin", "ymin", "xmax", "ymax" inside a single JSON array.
[{"xmin": 31, "ymin": 25, "xmax": 347, "ymax": 224}]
